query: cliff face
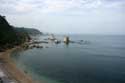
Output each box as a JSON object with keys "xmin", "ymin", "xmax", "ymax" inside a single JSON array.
[
  {"xmin": 0, "ymin": 15, "xmax": 42, "ymax": 51},
  {"xmin": 0, "ymin": 16, "xmax": 19, "ymax": 50}
]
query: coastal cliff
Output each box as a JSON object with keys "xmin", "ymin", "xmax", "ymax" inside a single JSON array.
[
  {"xmin": 0, "ymin": 15, "xmax": 42, "ymax": 52},
  {"xmin": 0, "ymin": 15, "xmax": 42, "ymax": 83}
]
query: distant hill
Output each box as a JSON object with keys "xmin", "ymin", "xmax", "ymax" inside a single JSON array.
[
  {"xmin": 0, "ymin": 15, "xmax": 42, "ymax": 51},
  {"xmin": 14, "ymin": 27, "xmax": 42, "ymax": 36}
]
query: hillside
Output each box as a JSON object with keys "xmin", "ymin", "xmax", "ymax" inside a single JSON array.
[
  {"xmin": 0, "ymin": 15, "xmax": 42, "ymax": 51},
  {"xmin": 14, "ymin": 27, "xmax": 42, "ymax": 36}
]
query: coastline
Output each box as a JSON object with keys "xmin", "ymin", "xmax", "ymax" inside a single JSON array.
[{"xmin": 0, "ymin": 46, "xmax": 36, "ymax": 83}]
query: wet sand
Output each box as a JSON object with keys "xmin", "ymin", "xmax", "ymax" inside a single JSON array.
[{"xmin": 0, "ymin": 47, "xmax": 36, "ymax": 83}]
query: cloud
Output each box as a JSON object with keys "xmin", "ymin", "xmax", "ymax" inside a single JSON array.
[
  {"xmin": 0, "ymin": 0, "xmax": 40, "ymax": 14},
  {"xmin": 0, "ymin": 0, "xmax": 124, "ymax": 15},
  {"xmin": 15, "ymin": 3, "xmax": 35, "ymax": 13},
  {"xmin": 2, "ymin": 0, "xmax": 124, "ymax": 34}
]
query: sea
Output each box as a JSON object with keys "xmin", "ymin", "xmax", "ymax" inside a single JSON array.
[{"xmin": 11, "ymin": 35, "xmax": 125, "ymax": 83}]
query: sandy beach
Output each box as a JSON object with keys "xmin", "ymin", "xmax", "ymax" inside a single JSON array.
[{"xmin": 0, "ymin": 47, "xmax": 36, "ymax": 83}]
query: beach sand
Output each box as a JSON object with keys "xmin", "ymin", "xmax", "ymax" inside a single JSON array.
[{"xmin": 0, "ymin": 47, "xmax": 36, "ymax": 83}]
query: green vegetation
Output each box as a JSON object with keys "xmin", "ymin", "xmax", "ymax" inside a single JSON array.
[
  {"xmin": 14, "ymin": 27, "xmax": 42, "ymax": 36},
  {"xmin": 0, "ymin": 15, "xmax": 42, "ymax": 51}
]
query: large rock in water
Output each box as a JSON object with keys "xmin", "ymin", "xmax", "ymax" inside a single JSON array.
[{"xmin": 64, "ymin": 36, "xmax": 70, "ymax": 44}]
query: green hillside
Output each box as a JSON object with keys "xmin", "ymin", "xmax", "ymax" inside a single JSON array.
[{"xmin": 0, "ymin": 15, "xmax": 42, "ymax": 51}]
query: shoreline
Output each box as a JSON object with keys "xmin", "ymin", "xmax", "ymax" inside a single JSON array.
[{"xmin": 0, "ymin": 46, "xmax": 36, "ymax": 83}]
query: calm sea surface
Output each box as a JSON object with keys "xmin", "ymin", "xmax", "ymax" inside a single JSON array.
[{"xmin": 11, "ymin": 35, "xmax": 125, "ymax": 83}]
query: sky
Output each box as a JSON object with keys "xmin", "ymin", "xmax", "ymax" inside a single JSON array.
[{"xmin": 0, "ymin": 0, "xmax": 125, "ymax": 34}]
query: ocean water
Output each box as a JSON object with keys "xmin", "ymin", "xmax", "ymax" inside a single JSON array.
[{"xmin": 11, "ymin": 35, "xmax": 125, "ymax": 83}]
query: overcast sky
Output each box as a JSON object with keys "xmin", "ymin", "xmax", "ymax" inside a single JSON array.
[{"xmin": 0, "ymin": 0, "xmax": 125, "ymax": 34}]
